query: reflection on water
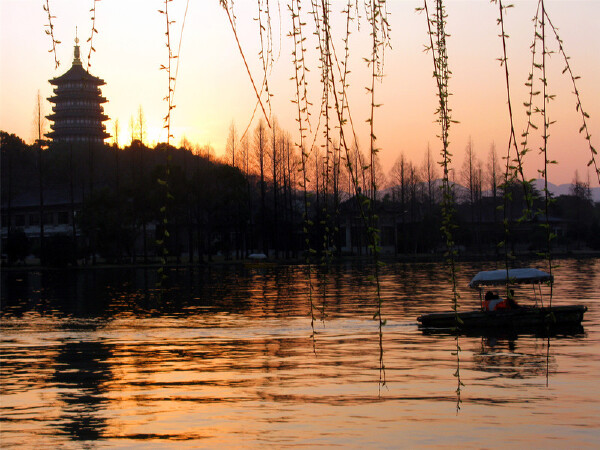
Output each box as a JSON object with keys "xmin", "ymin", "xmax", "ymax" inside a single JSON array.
[
  {"xmin": 1, "ymin": 259, "xmax": 599, "ymax": 447},
  {"xmin": 53, "ymin": 339, "xmax": 112, "ymax": 440}
]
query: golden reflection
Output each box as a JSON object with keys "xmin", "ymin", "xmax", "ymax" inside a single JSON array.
[{"xmin": 1, "ymin": 260, "xmax": 598, "ymax": 447}]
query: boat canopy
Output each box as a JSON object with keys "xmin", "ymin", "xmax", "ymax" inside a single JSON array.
[
  {"xmin": 248, "ymin": 253, "xmax": 267, "ymax": 260},
  {"xmin": 468, "ymin": 268, "xmax": 553, "ymax": 289}
]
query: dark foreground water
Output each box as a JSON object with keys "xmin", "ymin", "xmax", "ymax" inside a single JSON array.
[{"xmin": 1, "ymin": 258, "xmax": 599, "ymax": 448}]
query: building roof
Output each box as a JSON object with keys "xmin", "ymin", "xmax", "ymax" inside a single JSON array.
[
  {"xmin": 49, "ymin": 63, "xmax": 106, "ymax": 86},
  {"xmin": 49, "ymin": 39, "xmax": 105, "ymax": 86},
  {"xmin": 45, "ymin": 38, "xmax": 110, "ymax": 143},
  {"xmin": 2, "ymin": 188, "xmax": 85, "ymax": 209}
]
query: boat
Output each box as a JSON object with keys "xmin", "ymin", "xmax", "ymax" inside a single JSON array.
[
  {"xmin": 248, "ymin": 253, "xmax": 268, "ymax": 260},
  {"xmin": 417, "ymin": 268, "xmax": 587, "ymax": 333},
  {"xmin": 244, "ymin": 252, "xmax": 276, "ymax": 268}
]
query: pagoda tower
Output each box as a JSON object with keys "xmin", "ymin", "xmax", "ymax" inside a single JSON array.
[{"xmin": 46, "ymin": 35, "xmax": 110, "ymax": 144}]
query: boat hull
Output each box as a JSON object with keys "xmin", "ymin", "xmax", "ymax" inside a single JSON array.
[{"xmin": 417, "ymin": 305, "xmax": 587, "ymax": 332}]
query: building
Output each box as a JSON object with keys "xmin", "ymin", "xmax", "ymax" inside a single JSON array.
[
  {"xmin": 1, "ymin": 36, "xmax": 112, "ymax": 264},
  {"xmin": 45, "ymin": 36, "xmax": 110, "ymax": 144}
]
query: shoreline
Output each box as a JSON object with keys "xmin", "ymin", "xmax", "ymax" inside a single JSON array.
[{"xmin": 2, "ymin": 250, "xmax": 599, "ymax": 271}]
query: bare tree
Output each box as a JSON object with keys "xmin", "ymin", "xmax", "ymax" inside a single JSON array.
[
  {"xmin": 421, "ymin": 144, "xmax": 438, "ymax": 211},
  {"xmin": 407, "ymin": 161, "xmax": 421, "ymax": 222},
  {"xmin": 179, "ymin": 135, "xmax": 192, "ymax": 151},
  {"xmin": 282, "ymin": 132, "xmax": 299, "ymax": 257},
  {"xmin": 34, "ymin": 91, "xmax": 46, "ymax": 260},
  {"xmin": 487, "ymin": 143, "xmax": 501, "ymax": 195},
  {"xmin": 136, "ymin": 105, "xmax": 146, "ymax": 144},
  {"xmin": 346, "ymin": 139, "xmax": 367, "ymax": 196},
  {"xmin": 113, "ymin": 119, "xmax": 121, "ymax": 190},
  {"xmin": 461, "ymin": 139, "xmax": 486, "ymax": 251},
  {"xmin": 487, "ymin": 142, "xmax": 501, "ymax": 225},
  {"xmin": 461, "ymin": 138, "xmax": 478, "ymax": 220},
  {"xmin": 390, "ymin": 153, "xmax": 408, "ymax": 208},
  {"xmin": 389, "ymin": 153, "xmax": 412, "ymax": 253},
  {"xmin": 129, "ymin": 116, "xmax": 135, "ymax": 144},
  {"xmin": 269, "ymin": 119, "xmax": 280, "ymax": 257},
  {"xmin": 33, "ymin": 90, "xmax": 46, "ymax": 144},
  {"xmin": 571, "ymin": 170, "xmax": 592, "ymax": 201},
  {"xmin": 113, "ymin": 119, "xmax": 120, "ymax": 148},
  {"xmin": 226, "ymin": 120, "xmax": 238, "ymax": 168},
  {"xmin": 240, "ymin": 132, "xmax": 251, "ymax": 255},
  {"xmin": 372, "ymin": 154, "xmax": 386, "ymax": 199},
  {"xmin": 204, "ymin": 144, "xmax": 214, "ymax": 160},
  {"xmin": 254, "ymin": 119, "xmax": 267, "ymax": 254}
]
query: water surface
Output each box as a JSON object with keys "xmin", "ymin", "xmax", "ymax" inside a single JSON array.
[{"xmin": 1, "ymin": 259, "xmax": 599, "ymax": 448}]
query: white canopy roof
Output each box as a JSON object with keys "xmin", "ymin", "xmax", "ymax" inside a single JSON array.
[
  {"xmin": 469, "ymin": 268, "xmax": 553, "ymax": 289},
  {"xmin": 248, "ymin": 253, "xmax": 267, "ymax": 260}
]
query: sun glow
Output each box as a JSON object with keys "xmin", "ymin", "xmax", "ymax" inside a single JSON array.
[{"xmin": 0, "ymin": 0, "xmax": 598, "ymax": 185}]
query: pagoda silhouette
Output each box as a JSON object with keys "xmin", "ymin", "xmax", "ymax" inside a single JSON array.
[{"xmin": 46, "ymin": 34, "xmax": 110, "ymax": 144}]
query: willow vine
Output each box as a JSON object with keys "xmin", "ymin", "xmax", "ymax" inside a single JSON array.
[
  {"xmin": 419, "ymin": 0, "xmax": 462, "ymax": 410},
  {"xmin": 289, "ymin": 0, "xmax": 317, "ymax": 350},
  {"xmin": 156, "ymin": 0, "xmax": 189, "ymax": 290},
  {"xmin": 495, "ymin": 0, "xmax": 525, "ymax": 298},
  {"xmin": 86, "ymin": 0, "xmax": 99, "ymax": 71},
  {"xmin": 43, "ymin": 0, "xmax": 60, "ymax": 69},
  {"xmin": 495, "ymin": 0, "xmax": 596, "ymax": 304},
  {"xmin": 545, "ymin": 14, "xmax": 599, "ymax": 185}
]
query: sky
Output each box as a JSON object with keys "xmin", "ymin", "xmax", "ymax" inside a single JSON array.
[{"xmin": 1, "ymin": 0, "xmax": 599, "ymax": 186}]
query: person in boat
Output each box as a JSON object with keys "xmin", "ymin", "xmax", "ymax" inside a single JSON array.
[
  {"xmin": 484, "ymin": 289, "xmax": 520, "ymax": 311},
  {"xmin": 505, "ymin": 289, "xmax": 520, "ymax": 309},
  {"xmin": 484, "ymin": 291, "xmax": 504, "ymax": 311}
]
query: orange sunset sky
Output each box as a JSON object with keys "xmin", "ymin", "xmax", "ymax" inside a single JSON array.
[{"xmin": 1, "ymin": 0, "xmax": 599, "ymax": 186}]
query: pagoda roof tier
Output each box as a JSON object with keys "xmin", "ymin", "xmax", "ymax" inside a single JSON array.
[
  {"xmin": 45, "ymin": 40, "xmax": 111, "ymax": 145},
  {"xmin": 49, "ymin": 110, "xmax": 107, "ymax": 119},
  {"xmin": 46, "ymin": 129, "xmax": 111, "ymax": 139},
  {"xmin": 49, "ymin": 64, "xmax": 106, "ymax": 86},
  {"xmin": 46, "ymin": 113, "xmax": 109, "ymax": 122},
  {"xmin": 49, "ymin": 121, "xmax": 108, "ymax": 130},
  {"xmin": 48, "ymin": 130, "xmax": 110, "ymax": 138},
  {"xmin": 48, "ymin": 94, "xmax": 108, "ymax": 104},
  {"xmin": 51, "ymin": 104, "xmax": 106, "ymax": 113}
]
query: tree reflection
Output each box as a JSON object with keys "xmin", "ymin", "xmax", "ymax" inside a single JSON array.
[
  {"xmin": 52, "ymin": 339, "xmax": 113, "ymax": 440},
  {"xmin": 472, "ymin": 335, "xmax": 554, "ymax": 379}
]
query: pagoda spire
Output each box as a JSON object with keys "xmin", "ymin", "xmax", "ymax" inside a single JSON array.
[{"xmin": 73, "ymin": 27, "xmax": 82, "ymax": 66}]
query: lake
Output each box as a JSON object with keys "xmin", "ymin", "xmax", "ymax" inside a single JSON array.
[{"xmin": 1, "ymin": 258, "xmax": 599, "ymax": 448}]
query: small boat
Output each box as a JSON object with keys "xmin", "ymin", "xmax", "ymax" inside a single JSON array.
[
  {"xmin": 245, "ymin": 252, "xmax": 276, "ymax": 268},
  {"xmin": 248, "ymin": 253, "xmax": 268, "ymax": 260},
  {"xmin": 417, "ymin": 268, "xmax": 587, "ymax": 333}
]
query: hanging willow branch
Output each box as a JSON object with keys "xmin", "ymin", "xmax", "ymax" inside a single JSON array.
[
  {"xmin": 86, "ymin": 0, "xmax": 99, "ymax": 71},
  {"xmin": 257, "ymin": 0, "xmax": 274, "ymax": 120},
  {"xmin": 495, "ymin": 0, "xmax": 533, "ymax": 208},
  {"xmin": 220, "ymin": 1, "xmax": 271, "ymax": 132},
  {"xmin": 43, "ymin": 0, "xmax": 61, "ymax": 69},
  {"xmin": 159, "ymin": 0, "xmax": 176, "ymax": 145},
  {"xmin": 310, "ymin": 0, "xmax": 335, "ymax": 268},
  {"xmin": 156, "ymin": 0, "xmax": 187, "ymax": 290},
  {"xmin": 172, "ymin": 0, "xmax": 190, "ymax": 111},
  {"xmin": 365, "ymin": 0, "xmax": 390, "ymax": 389},
  {"xmin": 543, "ymin": 10, "xmax": 599, "ymax": 184},
  {"xmin": 495, "ymin": 0, "xmax": 526, "ymax": 290},
  {"xmin": 290, "ymin": 0, "xmax": 317, "ymax": 352},
  {"xmin": 514, "ymin": 0, "xmax": 556, "ymax": 297},
  {"xmin": 516, "ymin": 1, "xmax": 542, "ymax": 213},
  {"xmin": 538, "ymin": 0, "xmax": 555, "ymax": 302},
  {"xmin": 420, "ymin": 0, "xmax": 462, "ymax": 411}
]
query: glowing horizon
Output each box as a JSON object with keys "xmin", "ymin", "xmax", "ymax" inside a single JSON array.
[{"xmin": 1, "ymin": 0, "xmax": 598, "ymax": 186}]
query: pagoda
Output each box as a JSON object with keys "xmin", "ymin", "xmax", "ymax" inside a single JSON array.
[{"xmin": 46, "ymin": 35, "xmax": 110, "ymax": 144}]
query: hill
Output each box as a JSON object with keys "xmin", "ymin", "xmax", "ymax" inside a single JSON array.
[{"xmin": 531, "ymin": 179, "xmax": 600, "ymax": 202}]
